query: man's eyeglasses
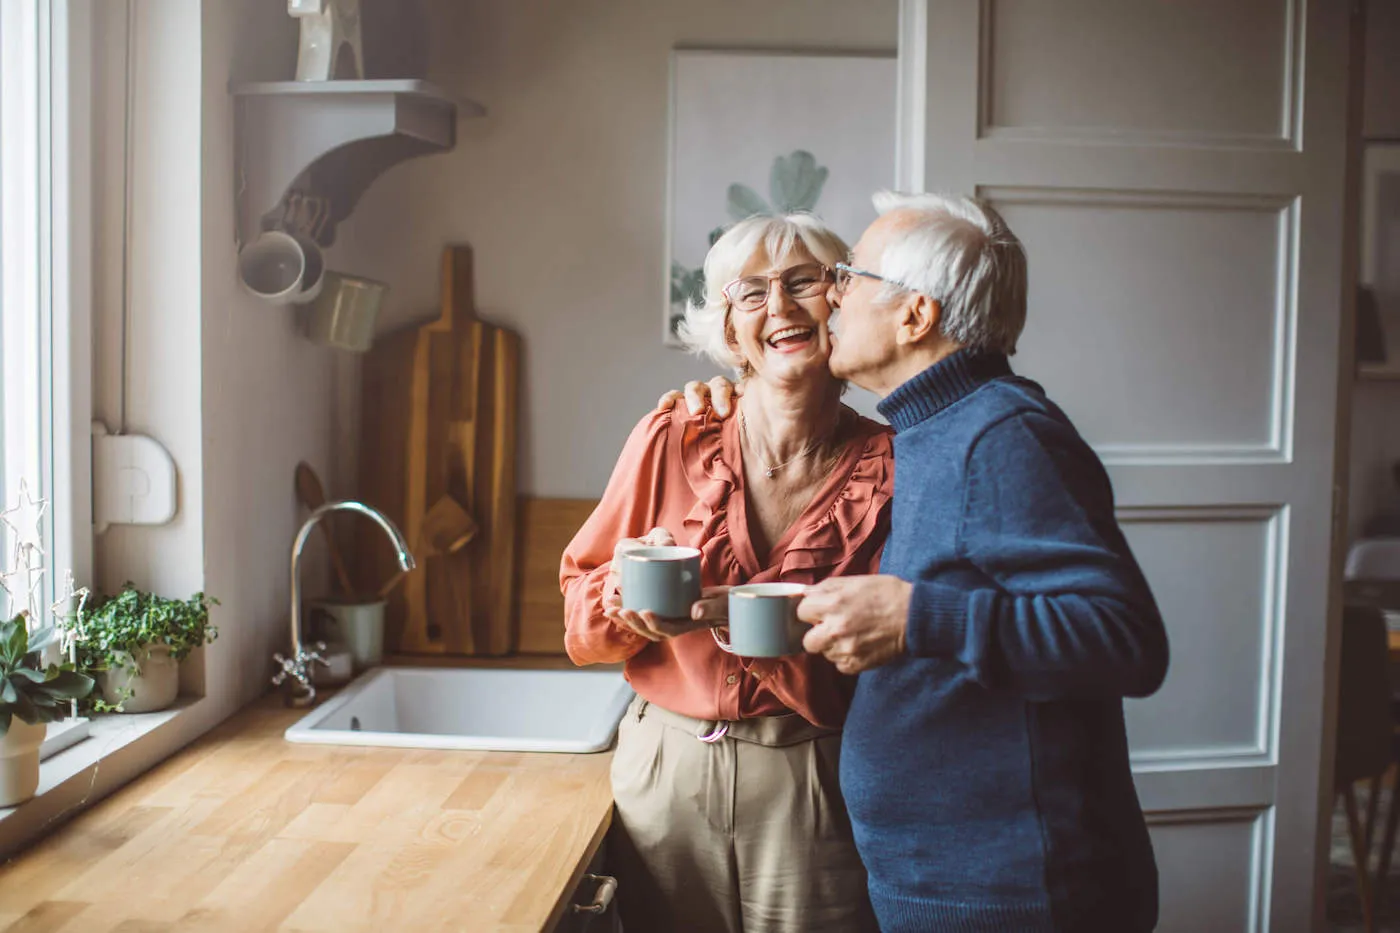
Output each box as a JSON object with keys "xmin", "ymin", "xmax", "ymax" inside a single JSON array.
[
  {"xmin": 834, "ymin": 262, "xmax": 892, "ymax": 296},
  {"xmin": 722, "ymin": 263, "xmax": 833, "ymax": 312}
]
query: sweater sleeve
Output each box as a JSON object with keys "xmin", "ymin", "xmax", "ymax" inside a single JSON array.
[
  {"xmin": 905, "ymin": 412, "xmax": 1169, "ymax": 699},
  {"xmin": 559, "ymin": 409, "xmax": 675, "ymax": 665}
]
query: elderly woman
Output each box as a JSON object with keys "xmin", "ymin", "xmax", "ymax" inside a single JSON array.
[{"xmin": 560, "ymin": 213, "xmax": 892, "ymax": 933}]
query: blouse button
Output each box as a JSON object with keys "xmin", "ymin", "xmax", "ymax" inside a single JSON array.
[{"xmin": 725, "ymin": 674, "xmax": 738, "ymax": 685}]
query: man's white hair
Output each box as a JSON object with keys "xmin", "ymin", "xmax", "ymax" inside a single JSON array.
[
  {"xmin": 677, "ymin": 213, "xmax": 848, "ymax": 372},
  {"xmin": 870, "ymin": 191, "xmax": 1027, "ymax": 355}
]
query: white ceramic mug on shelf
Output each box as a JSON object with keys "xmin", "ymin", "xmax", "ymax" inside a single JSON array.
[{"xmin": 237, "ymin": 229, "xmax": 325, "ymax": 305}]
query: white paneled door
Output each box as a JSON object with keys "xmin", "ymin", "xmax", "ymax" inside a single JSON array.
[{"xmin": 898, "ymin": 1, "xmax": 1350, "ymax": 930}]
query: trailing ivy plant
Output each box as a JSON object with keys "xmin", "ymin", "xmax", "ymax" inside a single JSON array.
[
  {"xmin": 0, "ymin": 613, "xmax": 94, "ymax": 736},
  {"xmin": 72, "ymin": 584, "xmax": 219, "ymax": 675}
]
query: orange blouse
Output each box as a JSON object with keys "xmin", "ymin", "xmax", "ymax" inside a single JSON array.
[{"xmin": 560, "ymin": 406, "xmax": 893, "ymax": 729}]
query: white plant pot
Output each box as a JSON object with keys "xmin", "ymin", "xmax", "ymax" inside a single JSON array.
[
  {"xmin": 99, "ymin": 645, "xmax": 179, "ymax": 713},
  {"xmin": 0, "ymin": 719, "xmax": 46, "ymax": 807}
]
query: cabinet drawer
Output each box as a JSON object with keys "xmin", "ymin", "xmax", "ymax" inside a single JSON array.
[{"xmin": 552, "ymin": 840, "xmax": 619, "ymax": 933}]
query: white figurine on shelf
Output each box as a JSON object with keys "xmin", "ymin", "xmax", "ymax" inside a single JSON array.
[{"xmin": 289, "ymin": 0, "xmax": 365, "ymax": 82}]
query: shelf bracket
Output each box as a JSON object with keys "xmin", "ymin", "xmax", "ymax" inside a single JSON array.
[{"xmin": 232, "ymin": 80, "xmax": 483, "ymax": 247}]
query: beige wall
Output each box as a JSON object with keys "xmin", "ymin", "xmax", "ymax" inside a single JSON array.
[{"xmin": 329, "ymin": 0, "xmax": 898, "ymax": 499}]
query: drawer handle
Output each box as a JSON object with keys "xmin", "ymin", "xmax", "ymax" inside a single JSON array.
[{"xmin": 571, "ymin": 873, "xmax": 617, "ymax": 914}]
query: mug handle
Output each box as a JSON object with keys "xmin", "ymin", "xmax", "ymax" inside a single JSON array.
[{"xmin": 711, "ymin": 627, "xmax": 736, "ymax": 654}]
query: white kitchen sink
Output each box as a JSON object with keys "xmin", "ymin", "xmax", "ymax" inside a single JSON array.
[{"xmin": 284, "ymin": 666, "xmax": 633, "ymax": 753}]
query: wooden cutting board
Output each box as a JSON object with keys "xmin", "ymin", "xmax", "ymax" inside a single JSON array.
[
  {"xmin": 359, "ymin": 245, "xmax": 520, "ymax": 656},
  {"xmin": 513, "ymin": 497, "xmax": 600, "ymax": 655}
]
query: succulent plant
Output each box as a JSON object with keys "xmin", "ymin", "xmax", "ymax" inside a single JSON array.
[{"xmin": 0, "ymin": 613, "xmax": 94, "ymax": 736}]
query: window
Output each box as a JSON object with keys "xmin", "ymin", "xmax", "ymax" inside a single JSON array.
[
  {"xmin": 0, "ymin": 0, "xmax": 91, "ymax": 624},
  {"xmin": 0, "ymin": 0, "xmax": 48, "ymax": 614}
]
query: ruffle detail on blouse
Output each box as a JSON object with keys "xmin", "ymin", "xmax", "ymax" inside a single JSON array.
[{"xmin": 670, "ymin": 408, "xmax": 893, "ymax": 581}]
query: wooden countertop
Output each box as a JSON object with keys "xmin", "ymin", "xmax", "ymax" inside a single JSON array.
[{"xmin": 0, "ymin": 694, "xmax": 614, "ymax": 932}]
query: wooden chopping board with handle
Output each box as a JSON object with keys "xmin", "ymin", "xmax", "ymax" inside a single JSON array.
[{"xmin": 358, "ymin": 245, "xmax": 520, "ymax": 656}]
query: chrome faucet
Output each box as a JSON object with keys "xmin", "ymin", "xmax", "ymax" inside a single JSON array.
[{"xmin": 273, "ymin": 500, "xmax": 415, "ymax": 707}]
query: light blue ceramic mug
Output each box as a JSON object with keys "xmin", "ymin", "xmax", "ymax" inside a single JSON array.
[
  {"xmin": 724, "ymin": 583, "xmax": 809, "ymax": 657},
  {"xmin": 620, "ymin": 546, "xmax": 702, "ymax": 619}
]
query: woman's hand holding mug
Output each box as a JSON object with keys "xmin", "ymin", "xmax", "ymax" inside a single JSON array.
[{"xmin": 605, "ymin": 528, "xmax": 712, "ymax": 642}]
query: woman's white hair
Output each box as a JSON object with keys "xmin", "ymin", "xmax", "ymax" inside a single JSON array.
[
  {"xmin": 677, "ymin": 213, "xmax": 848, "ymax": 372},
  {"xmin": 870, "ymin": 191, "xmax": 1027, "ymax": 355}
]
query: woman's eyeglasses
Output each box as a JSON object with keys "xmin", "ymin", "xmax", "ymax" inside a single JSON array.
[{"xmin": 722, "ymin": 263, "xmax": 833, "ymax": 312}]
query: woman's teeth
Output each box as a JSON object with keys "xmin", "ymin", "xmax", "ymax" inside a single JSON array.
[{"xmin": 766, "ymin": 327, "xmax": 814, "ymax": 348}]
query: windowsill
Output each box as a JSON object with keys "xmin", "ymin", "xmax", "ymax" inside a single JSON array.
[{"xmin": 0, "ymin": 696, "xmax": 203, "ymax": 840}]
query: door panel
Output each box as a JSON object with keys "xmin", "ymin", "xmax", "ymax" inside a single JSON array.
[
  {"xmin": 1121, "ymin": 509, "xmax": 1282, "ymax": 763},
  {"xmin": 997, "ymin": 189, "xmax": 1294, "ymax": 457},
  {"xmin": 984, "ymin": 0, "xmax": 1297, "ymax": 145},
  {"xmin": 899, "ymin": 2, "xmax": 1349, "ymax": 929}
]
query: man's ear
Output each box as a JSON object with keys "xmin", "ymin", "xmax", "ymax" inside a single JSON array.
[{"xmin": 895, "ymin": 295, "xmax": 943, "ymax": 346}]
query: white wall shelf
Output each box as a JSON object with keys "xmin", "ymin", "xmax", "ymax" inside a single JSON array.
[{"xmin": 230, "ymin": 79, "xmax": 483, "ymax": 246}]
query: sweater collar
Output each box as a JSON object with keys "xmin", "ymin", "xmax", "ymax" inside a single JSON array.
[{"xmin": 877, "ymin": 350, "xmax": 1012, "ymax": 433}]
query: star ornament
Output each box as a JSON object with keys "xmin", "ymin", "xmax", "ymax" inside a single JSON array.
[
  {"xmin": 0, "ymin": 479, "xmax": 48, "ymax": 559},
  {"xmin": 50, "ymin": 569, "xmax": 90, "ymax": 623},
  {"xmin": 0, "ymin": 548, "xmax": 19, "ymax": 614},
  {"xmin": 0, "ymin": 544, "xmax": 43, "ymax": 619}
]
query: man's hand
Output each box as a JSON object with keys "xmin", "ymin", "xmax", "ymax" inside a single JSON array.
[
  {"xmin": 689, "ymin": 586, "xmax": 730, "ymax": 626},
  {"xmin": 798, "ymin": 575, "xmax": 913, "ymax": 674},
  {"xmin": 656, "ymin": 376, "xmax": 742, "ymax": 419}
]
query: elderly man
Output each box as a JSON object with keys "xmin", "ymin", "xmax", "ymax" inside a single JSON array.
[{"xmin": 665, "ymin": 192, "xmax": 1168, "ymax": 933}]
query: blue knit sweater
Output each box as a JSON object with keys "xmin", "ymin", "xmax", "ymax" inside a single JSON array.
[{"xmin": 843, "ymin": 351, "xmax": 1168, "ymax": 933}]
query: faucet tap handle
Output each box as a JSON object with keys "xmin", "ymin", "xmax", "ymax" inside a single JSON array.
[
  {"xmin": 271, "ymin": 651, "xmax": 297, "ymax": 687},
  {"xmin": 304, "ymin": 641, "xmax": 330, "ymax": 669}
]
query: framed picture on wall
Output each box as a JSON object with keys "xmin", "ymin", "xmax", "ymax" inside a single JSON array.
[
  {"xmin": 664, "ymin": 49, "xmax": 897, "ymax": 348},
  {"xmin": 1361, "ymin": 142, "xmax": 1400, "ymax": 373}
]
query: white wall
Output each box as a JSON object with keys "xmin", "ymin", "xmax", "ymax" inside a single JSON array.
[
  {"xmin": 91, "ymin": 0, "xmax": 337, "ymax": 708},
  {"xmin": 329, "ymin": 0, "xmax": 898, "ymax": 499},
  {"xmin": 198, "ymin": 0, "xmax": 338, "ymax": 706},
  {"xmin": 91, "ymin": 0, "xmax": 206, "ymax": 601}
]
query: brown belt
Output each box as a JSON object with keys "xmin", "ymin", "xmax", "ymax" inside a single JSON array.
[{"xmin": 629, "ymin": 695, "xmax": 841, "ymax": 748}]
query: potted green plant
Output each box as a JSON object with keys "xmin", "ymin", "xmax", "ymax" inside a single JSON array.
[
  {"xmin": 74, "ymin": 585, "xmax": 218, "ymax": 713},
  {"xmin": 0, "ymin": 613, "xmax": 94, "ymax": 805}
]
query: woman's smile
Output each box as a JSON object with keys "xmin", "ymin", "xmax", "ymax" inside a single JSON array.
[{"xmin": 766, "ymin": 325, "xmax": 816, "ymax": 352}]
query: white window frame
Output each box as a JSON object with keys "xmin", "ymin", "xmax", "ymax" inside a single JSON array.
[
  {"xmin": 0, "ymin": 3, "xmax": 198, "ymax": 852},
  {"xmin": 1, "ymin": 0, "xmax": 93, "ymax": 618}
]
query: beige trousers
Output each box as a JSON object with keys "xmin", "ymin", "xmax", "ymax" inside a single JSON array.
[{"xmin": 608, "ymin": 696, "xmax": 877, "ymax": 933}]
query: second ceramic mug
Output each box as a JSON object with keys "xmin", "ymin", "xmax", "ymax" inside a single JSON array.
[
  {"xmin": 723, "ymin": 582, "xmax": 809, "ymax": 657},
  {"xmin": 620, "ymin": 546, "xmax": 701, "ymax": 619},
  {"xmin": 301, "ymin": 271, "xmax": 388, "ymax": 352}
]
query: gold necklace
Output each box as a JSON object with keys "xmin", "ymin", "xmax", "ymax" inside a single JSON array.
[{"xmin": 738, "ymin": 408, "xmax": 840, "ymax": 478}]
